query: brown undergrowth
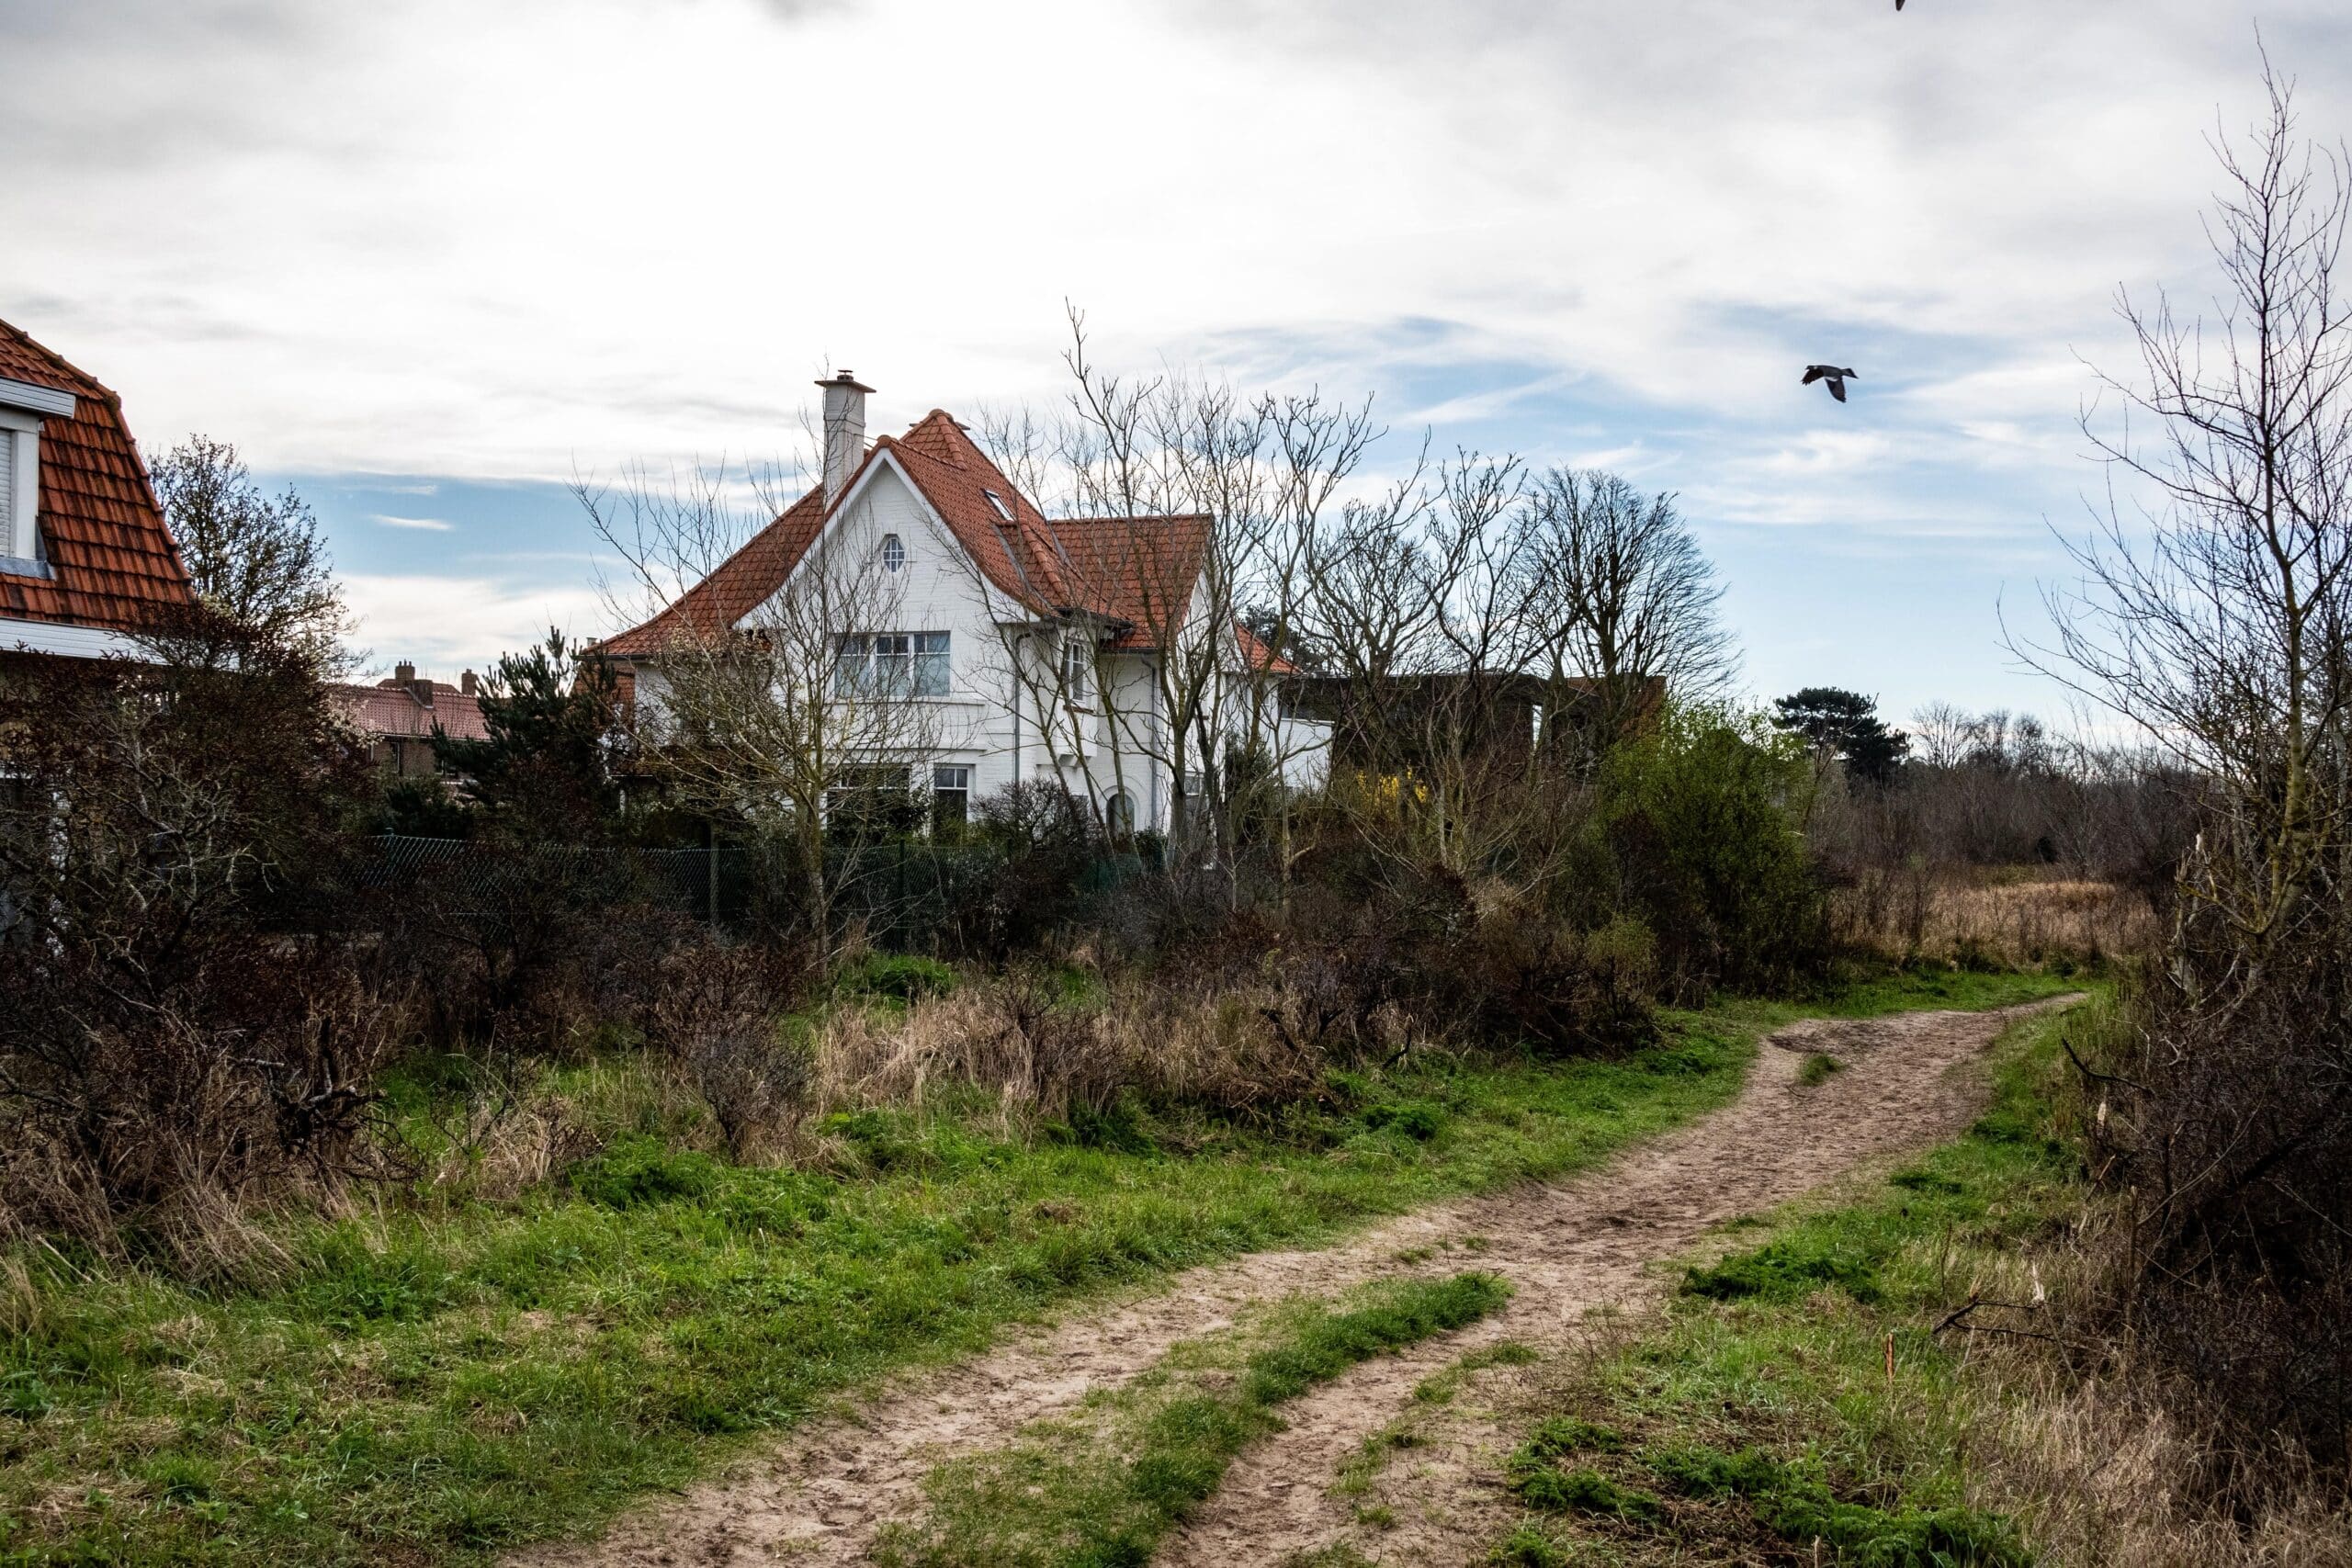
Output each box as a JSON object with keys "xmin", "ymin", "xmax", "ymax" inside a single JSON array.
[{"xmin": 1831, "ymin": 867, "xmax": 2159, "ymax": 969}]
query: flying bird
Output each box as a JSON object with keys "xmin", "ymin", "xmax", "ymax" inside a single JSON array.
[
  {"xmin": 1896, "ymin": 0, "xmax": 1906, "ymax": 10},
  {"xmin": 1803, "ymin": 366, "xmax": 1859, "ymax": 404}
]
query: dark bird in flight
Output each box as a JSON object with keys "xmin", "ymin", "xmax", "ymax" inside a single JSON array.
[
  {"xmin": 1803, "ymin": 366, "xmax": 1859, "ymax": 403},
  {"xmin": 1896, "ymin": 0, "xmax": 1906, "ymax": 10}
]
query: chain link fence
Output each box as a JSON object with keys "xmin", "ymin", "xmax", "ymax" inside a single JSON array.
[{"xmin": 361, "ymin": 834, "xmax": 1158, "ymax": 950}]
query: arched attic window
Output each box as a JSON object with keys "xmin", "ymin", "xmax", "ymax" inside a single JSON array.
[{"xmin": 880, "ymin": 533, "xmax": 905, "ymax": 573}]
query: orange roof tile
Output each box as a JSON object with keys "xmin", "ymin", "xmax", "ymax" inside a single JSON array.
[
  {"xmin": 1232, "ymin": 620, "xmax": 1300, "ymax": 675},
  {"xmin": 330, "ymin": 677, "xmax": 492, "ymax": 744},
  {"xmin": 0, "ymin": 319, "xmax": 196, "ymax": 634},
  {"xmin": 596, "ymin": 408, "xmax": 1216, "ymax": 658}
]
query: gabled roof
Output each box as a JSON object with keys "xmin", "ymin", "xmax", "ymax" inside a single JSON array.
[
  {"xmin": 330, "ymin": 677, "xmax": 492, "ymax": 743},
  {"xmin": 1233, "ymin": 620, "xmax": 1300, "ymax": 676},
  {"xmin": 0, "ymin": 319, "xmax": 196, "ymax": 634},
  {"xmin": 598, "ymin": 485, "xmax": 829, "ymax": 657},
  {"xmin": 596, "ymin": 408, "xmax": 1214, "ymax": 659}
]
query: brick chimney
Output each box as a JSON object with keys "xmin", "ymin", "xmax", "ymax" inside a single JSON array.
[
  {"xmin": 393, "ymin": 660, "xmax": 415, "ymax": 686},
  {"xmin": 461, "ymin": 670, "xmax": 479, "ymax": 696},
  {"xmin": 818, "ymin": 369, "xmax": 874, "ymax": 511}
]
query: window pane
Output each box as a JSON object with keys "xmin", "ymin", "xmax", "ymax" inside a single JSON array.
[
  {"xmin": 912, "ymin": 631, "xmax": 949, "ymax": 696},
  {"xmin": 931, "ymin": 763, "xmax": 971, "ymax": 833},
  {"xmin": 874, "ymin": 633, "xmax": 911, "ymax": 696},
  {"xmin": 831, "ymin": 635, "xmax": 866, "ymax": 696}
]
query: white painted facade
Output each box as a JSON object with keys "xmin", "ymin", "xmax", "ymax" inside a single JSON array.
[{"xmin": 629, "ymin": 446, "xmax": 1329, "ymax": 835}]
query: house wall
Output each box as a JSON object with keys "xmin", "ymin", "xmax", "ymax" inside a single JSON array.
[
  {"xmin": 742, "ymin": 460, "xmax": 1182, "ymax": 833},
  {"xmin": 621, "ymin": 458, "xmax": 1336, "ymax": 836}
]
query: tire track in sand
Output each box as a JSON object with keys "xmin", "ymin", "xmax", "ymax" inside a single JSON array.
[{"xmin": 511, "ymin": 996, "xmax": 2078, "ymax": 1568}]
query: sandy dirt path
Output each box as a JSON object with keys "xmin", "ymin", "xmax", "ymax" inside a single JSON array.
[{"xmin": 512, "ymin": 996, "xmax": 2076, "ymax": 1568}]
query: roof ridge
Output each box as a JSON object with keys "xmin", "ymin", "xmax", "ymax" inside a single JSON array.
[{"xmin": 0, "ymin": 317, "xmax": 115, "ymax": 400}]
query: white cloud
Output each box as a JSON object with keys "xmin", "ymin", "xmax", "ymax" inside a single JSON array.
[
  {"xmin": 6, "ymin": 0, "xmax": 2346, "ymax": 717},
  {"xmin": 368, "ymin": 513, "xmax": 452, "ymax": 531},
  {"xmin": 6, "ymin": 0, "xmax": 2343, "ymax": 479},
  {"xmin": 341, "ymin": 573, "xmax": 608, "ymax": 674}
]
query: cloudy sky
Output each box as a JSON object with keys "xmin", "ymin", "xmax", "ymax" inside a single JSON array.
[{"xmin": 6, "ymin": 0, "xmax": 2349, "ymax": 724}]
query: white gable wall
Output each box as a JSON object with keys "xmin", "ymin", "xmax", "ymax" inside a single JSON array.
[{"xmin": 741, "ymin": 457, "xmax": 1184, "ymax": 832}]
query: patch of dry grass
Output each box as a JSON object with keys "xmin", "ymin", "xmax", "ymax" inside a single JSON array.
[{"xmin": 1832, "ymin": 866, "xmax": 2161, "ymax": 967}]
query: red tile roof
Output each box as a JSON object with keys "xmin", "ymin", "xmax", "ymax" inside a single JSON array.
[
  {"xmin": 597, "ymin": 486, "xmax": 829, "ymax": 657},
  {"xmin": 1233, "ymin": 620, "xmax": 1300, "ymax": 675},
  {"xmin": 0, "ymin": 319, "xmax": 196, "ymax": 632},
  {"xmin": 596, "ymin": 409, "xmax": 1216, "ymax": 658},
  {"xmin": 330, "ymin": 677, "xmax": 492, "ymax": 744}
]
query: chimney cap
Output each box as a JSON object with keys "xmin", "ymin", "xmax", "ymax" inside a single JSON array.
[{"xmin": 818, "ymin": 369, "xmax": 876, "ymax": 394}]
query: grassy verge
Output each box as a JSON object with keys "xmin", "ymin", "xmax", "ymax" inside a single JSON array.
[
  {"xmin": 1485, "ymin": 987, "xmax": 2101, "ymax": 1567},
  {"xmin": 0, "ymin": 967, "xmax": 2071, "ymax": 1566},
  {"xmin": 873, "ymin": 1271, "xmax": 1510, "ymax": 1568}
]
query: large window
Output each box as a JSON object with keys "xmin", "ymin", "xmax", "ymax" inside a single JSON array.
[
  {"xmin": 932, "ymin": 763, "xmax": 973, "ymax": 836},
  {"xmin": 826, "ymin": 763, "xmax": 924, "ymax": 841},
  {"xmin": 834, "ymin": 631, "xmax": 951, "ymax": 697}
]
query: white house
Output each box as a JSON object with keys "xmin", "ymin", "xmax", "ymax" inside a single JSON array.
[{"xmin": 597, "ymin": 373, "xmax": 1329, "ymax": 835}]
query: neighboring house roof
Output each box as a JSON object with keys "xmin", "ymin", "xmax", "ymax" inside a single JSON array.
[
  {"xmin": 1232, "ymin": 620, "xmax": 1301, "ymax": 676},
  {"xmin": 330, "ymin": 676, "xmax": 492, "ymax": 746},
  {"xmin": 596, "ymin": 409, "xmax": 1216, "ymax": 659},
  {"xmin": 0, "ymin": 318, "xmax": 196, "ymax": 633}
]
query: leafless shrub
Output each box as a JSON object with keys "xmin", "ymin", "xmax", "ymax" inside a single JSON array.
[
  {"xmin": 0, "ymin": 622, "xmax": 407, "ymax": 1272},
  {"xmin": 0, "ymin": 953, "xmax": 408, "ymax": 1275},
  {"xmin": 2018, "ymin": 57, "xmax": 2352, "ymax": 1514},
  {"xmin": 2083, "ymin": 958, "xmax": 2352, "ymax": 1507},
  {"xmin": 643, "ymin": 941, "xmax": 817, "ymax": 1160}
]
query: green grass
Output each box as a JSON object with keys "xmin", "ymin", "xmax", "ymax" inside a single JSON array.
[
  {"xmin": 1796, "ymin": 1051, "xmax": 1846, "ymax": 1087},
  {"xmin": 0, "ymin": 966, "xmax": 2075, "ymax": 1565},
  {"xmin": 1486, "ymin": 986, "xmax": 2103, "ymax": 1566},
  {"xmin": 874, "ymin": 1271, "xmax": 1510, "ymax": 1568}
]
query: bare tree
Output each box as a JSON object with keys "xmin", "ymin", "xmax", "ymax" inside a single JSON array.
[
  {"xmin": 1909, "ymin": 700, "xmax": 1976, "ymax": 771},
  {"xmin": 1296, "ymin": 448, "xmax": 1598, "ymax": 885},
  {"xmin": 582, "ymin": 461, "xmax": 941, "ymax": 951},
  {"xmin": 1523, "ymin": 468, "xmax": 1738, "ymax": 744},
  {"xmin": 970, "ymin": 308, "xmax": 1378, "ymax": 879},
  {"xmin": 2029, "ymin": 62, "xmax": 2352, "ymax": 954},
  {"xmin": 150, "ymin": 435, "xmax": 351, "ymax": 673}
]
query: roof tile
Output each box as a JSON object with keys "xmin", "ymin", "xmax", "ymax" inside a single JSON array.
[
  {"xmin": 598, "ymin": 409, "xmax": 1216, "ymax": 658},
  {"xmin": 0, "ymin": 319, "xmax": 196, "ymax": 634}
]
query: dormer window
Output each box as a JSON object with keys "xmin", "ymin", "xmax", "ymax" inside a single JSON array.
[
  {"xmin": 879, "ymin": 533, "xmax": 905, "ymax": 573},
  {"xmin": 0, "ymin": 376, "xmax": 71, "ymax": 572},
  {"xmin": 982, "ymin": 489, "xmax": 1014, "ymax": 523}
]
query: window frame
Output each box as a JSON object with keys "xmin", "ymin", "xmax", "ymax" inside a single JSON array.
[
  {"xmin": 1061, "ymin": 632, "xmax": 1093, "ymax": 705},
  {"xmin": 932, "ymin": 762, "xmax": 973, "ymax": 835},
  {"xmin": 834, "ymin": 630, "xmax": 951, "ymax": 699},
  {"xmin": 879, "ymin": 533, "xmax": 906, "ymax": 574},
  {"xmin": 0, "ymin": 410, "xmax": 46, "ymax": 571}
]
